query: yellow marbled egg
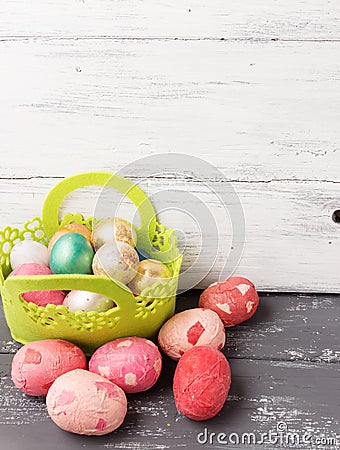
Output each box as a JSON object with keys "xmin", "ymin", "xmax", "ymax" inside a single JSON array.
[{"xmin": 128, "ymin": 259, "xmax": 171, "ymax": 296}]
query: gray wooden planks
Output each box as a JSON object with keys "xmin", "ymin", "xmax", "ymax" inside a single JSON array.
[
  {"xmin": 176, "ymin": 292, "xmax": 340, "ymax": 364},
  {"xmin": 3, "ymin": 292, "xmax": 339, "ymax": 363},
  {"xmin": 0, "ymin": 356, "xmax": 339, "ymax": 449},
  {"xmin": 0, "ymin": 292, "xmax": 339, "ymax": 449}
]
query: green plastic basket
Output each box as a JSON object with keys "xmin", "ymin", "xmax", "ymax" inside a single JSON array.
[{"xmin": 0, "ymin": 172, "xmax": 182, "ymax": 355}]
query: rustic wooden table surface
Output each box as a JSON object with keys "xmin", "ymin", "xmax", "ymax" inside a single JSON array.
[{"xmin": 0, "ymin": 291, "xmax": 339, "ymax": 450}]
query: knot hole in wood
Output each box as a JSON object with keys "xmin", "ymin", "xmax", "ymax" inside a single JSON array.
[{"xmin": 331, "ymin": 210, "xmax": 340, "ymax": 223}]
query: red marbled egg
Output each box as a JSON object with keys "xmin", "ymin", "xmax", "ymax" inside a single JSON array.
[
  {"xmin": 173, "ymin": 346, "xmax": 231, "ymax": 421},
  {"xmin": 199, "ymin": 277, "xmax": 259, "ymax": 326},
  {"xmin": 11, "ymin": 339, "xmax": 87, "ymax": 396}
]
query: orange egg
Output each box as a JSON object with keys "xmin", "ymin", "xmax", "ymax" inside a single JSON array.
[{"xmin": 48, "ymin": 223, "xmax": 93, "ymax": 255}]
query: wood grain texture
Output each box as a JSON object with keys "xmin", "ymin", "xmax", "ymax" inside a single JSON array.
[
  {"xmin": 0, "ymin": 39, "xmax": 339, "ymax": 182},
  {"xmin": 1, "ymin": 0, "xmax": 340, "ymax": 40},
  {"xmin": 0, "ymin": 3, "xmax": 339, "ymax": 293},
  {"xmin": 0, "ymin": 354, "xmax": 339, "ymax": 450},
  {"xmin": 0, "ymin": 178, "xmax": 339, "ymax": 292},
  {"xmin": 0, "ymin": 292, "xmax": 339, "ymax": 450}
]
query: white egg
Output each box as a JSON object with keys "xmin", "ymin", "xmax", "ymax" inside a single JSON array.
[
  {"xmin": 10, "ymin": 240, "xmax": 49, "ymax": 270},
  {"xmin": 63, "ymin": 290, "xmax": 115, "ymax": 313},
  {"xmin": 92, "ymin": 242, "xmax": 139, "ymax": 284}
]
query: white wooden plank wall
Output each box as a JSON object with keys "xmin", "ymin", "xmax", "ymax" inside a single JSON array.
[{"xmin": 0, "ymin": 1, "xmax": 339, "ymax": 292}]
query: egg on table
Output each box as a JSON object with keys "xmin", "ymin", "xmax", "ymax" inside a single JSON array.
[
  {"xmin": 8, "ymin": 263, "xmax": 65, "ymax": 307},
  {"xmin": 10, "ymin": 239, "xmax": 49, "ymax": 270},
  {"xmin": 127, "ymin": 259, "xmax": 171, "ymax": 296},
  {"xmin": 199, "ymin": 276, "xmax": 260, "ymax": 326},
  {"xmin": 49, "ymin": 232, "xmax": 94, "ymax": 275},
  {"xmin": 158, "ymin": 308, "xmax": 226, "ymax": 360},
  {"xmin": 46, "ymin": 369, "xmax": 127, "ymax": 436},
  {"xmin": 173, "ymin": 346, "xmax": 231, "ymax": 421},
  {"xmin": 89, "ymin": 337, "xmax": 162, "ymax": 394},
  {"xmin": 63, "ymin": 290, "xmax": 115, "ymax": 313},
  {"xmin": 48, "ymin": 223, "xmax": 93, "ymax": 255},
  {"xmin": 92, "ymin": 242, "xmax": 139, "ymax": 284},
  {"xmin": 11, "ymin": 339, "xmax": 87, "ymax": 396},
  {"xmin": 92, "ymin": 218, "xmax": 137, "ymax": 251}
]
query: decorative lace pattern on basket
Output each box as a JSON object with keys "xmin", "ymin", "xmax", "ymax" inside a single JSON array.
[
  {"xmin": 135, "ymin": 277, "xmax": 178, "ymax": 319},
  {"xmin": 59, "ymin": 213, "xmax": 97, "ymax": 230},
  {"xmin": 152, "ymin": 223, "xmax": 178, "ymax": 252},
  {"xmin": 0, "ymin": 214, "xmax": 182, "ymax": 329},
  {"xmin": 0, "ymin": 217, "xmax": 49, "ymax": 279},
  {"xmin": 20, "ymin": 299, "xmax": 120, "ymax": 332}
]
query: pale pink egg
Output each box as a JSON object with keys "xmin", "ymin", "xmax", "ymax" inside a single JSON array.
[
  {"xmin": 11, "ymin": 339, "xmax": 87, "ymax": 396},
  {"xmin": 46, "ymin": 369, "xmax": 127, "ymax": 435},
  {"xmin": 158, "ymin": 308, "xmax": 226, "ymax": 360},
  {"xmin": 8, "ymin": 263, "xmax": 65, "ymax": 307},
  {"xmin": 89, "ymin": 337, "xmax": 162, "ymax": 393}
]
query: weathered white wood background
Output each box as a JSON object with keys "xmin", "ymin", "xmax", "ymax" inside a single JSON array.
[{"xmin": 0, "ymin": 1, "xmax": 339, "ymax": 292}]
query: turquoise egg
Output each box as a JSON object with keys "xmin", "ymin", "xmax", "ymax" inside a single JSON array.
[
  {"xmin": 136, "ymin": 249, "xmax": 149, "ymax": 261},
  {"xmin": 50, "ymin": 232, "xmax": 94, "ymax": 275}
]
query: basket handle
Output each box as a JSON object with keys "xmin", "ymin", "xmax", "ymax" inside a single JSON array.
[
  {"xmin": 3, "ymin": 273, "xmax": 136, "ymax": 311},
  {"xmin": 42, "ymin": 172, "xmax": 157, "ymax": 251}
]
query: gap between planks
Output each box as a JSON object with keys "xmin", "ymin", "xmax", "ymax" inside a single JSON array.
[
  {"xmin": 0, "ymin": 352, "xmax": 337, "ymax": 369},
  {"xmin": 0, "ymin": 176, "xmax": 339, "ymax": 184},
  {"xmin": 1, "ymin": 36, "xmax": 340, "ymax": 42}
]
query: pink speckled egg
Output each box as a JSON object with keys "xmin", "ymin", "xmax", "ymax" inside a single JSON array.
[
  {"xmin": 89, "ymin": 337, "xmax": 162, "ymax": 394},
  {"xmin": 46, "ymin": 369, "xmax": 127, "ymax": 436},
  {"xmin": 158, "ymin": 308, "xmax": 226, "ymax": 360},
  {"xmin": 173, "ymin": 346, "xmax": 231, "ymax": 421},
  {"xmin": 8, "ymin": 263, "xmax": 65, "ymax": 307},
  {"xmin": 11, "ymin": 340, "xmax": 87, "ymax": 396},
  {"xmin": 199, "ymin": 277, "xmax": 260, "ymax": 326}
]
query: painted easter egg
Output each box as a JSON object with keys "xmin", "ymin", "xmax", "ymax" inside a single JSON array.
[
  {"xmin": 10, "ymin": 239, "xmax": 49, "ymax": 270},
  {"xmin": 48, "ymin": 223, "xmax": 93, "ymax": 255},
  {"xmin": 92, "ymin": 218, "xmax": 137, "ymax": 251},
  {"xmin": 158, "ymin": 308, "xmax": 225, "ymax": 360},
  {"xmin": 127, "ymin": 259, "xmax": 171, "ymax": 296},
  {"xmin": 49, "ymin": 233, "xmax": 94, "ymax": 275},
  {"xmin": 8, "ymin": 263, "xmax": 65, "ymax": 307},
  {"xmin": 11, "ymin": 339, "xmax": 87, "ymax": 396},
  {"xmin": 63, "ymin": 290, "xmax": 115, "ymax": 313},
  {"xmin": 89, "ymin": 337, "xmax": 162, "ymax": 394},
  {"xmin": 46, "ymin": 369, "xmax": 127, "ymax": 435},
  {"xmin": 92, "ymin": 242, "xmax": 139, "ymax": 284},
  {"xmin": 199, "ymin": 277, "xmax": 259, "ymax": 326},
  {"xmin": 173, "ymin": 346, "xmax": 231, "ymax": 421}
]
